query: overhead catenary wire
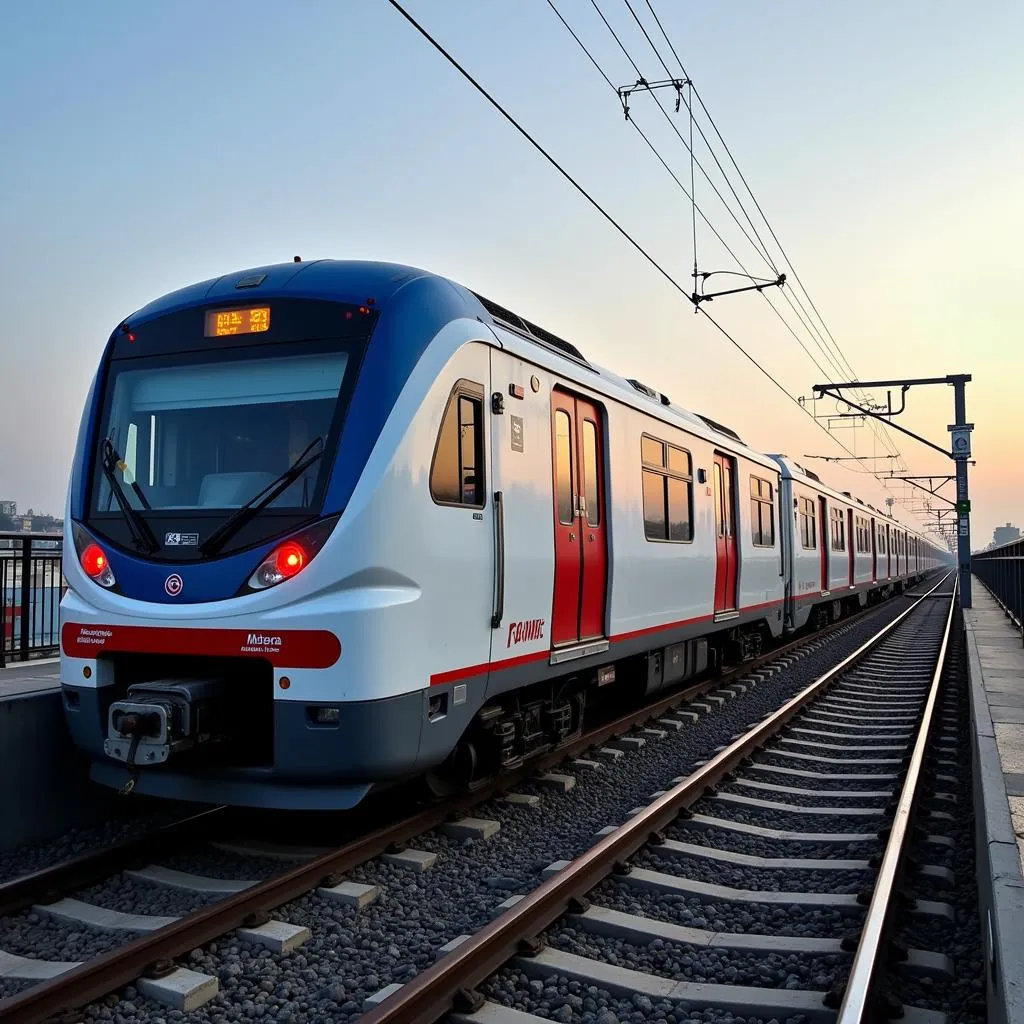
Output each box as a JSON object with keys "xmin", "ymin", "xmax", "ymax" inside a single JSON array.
[
  {"xmin": 383, "ymin": 0, "xmax": 869, "ymax": 468},
  {"xmin": 635, "ymin": 0, "xmax": 907, "ymax": 467},
  {"xmin": 585, "ymin": 0, "xmax": 779, "ymax": 279},
  {"xmin": 630, "ymin": 0, "xmax": 905, "ymax": 468},
  {"xmin": 620, "ymin": 0, "xmax": 780, "ymax": 278},
  {"xmin": 545, "ymin": 0, "xmax": 847, "ymax": 389}
]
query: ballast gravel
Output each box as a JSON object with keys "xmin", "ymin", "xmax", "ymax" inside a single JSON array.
[
  {"xmin": 159, "ymin": 844, "xmax": 298, "ymax": 882},
  {"xmin": 665, "ymin": 824, "xmax": 878, "ymax": 861},
  {"xmin": 724, "ymin": 783, "xmax": 889, "ymax": 809},
  {"xmin": 63, "ymin": 596, "xmax": 923, "ymax": 1023},
  {"xmin": 480, "ymin": 965, "xmax": 818, "ymax": 1023},
  {"xmin": 692, "ymin": 799, "xmax": 885, "ymax": 835},
  {"xmin": 74, "ymin": 874, "xmax": 220, "ymax": 918},
  {"xmin": 0, "ymin": 804, "xmax": 196, "ymax": 885},
  {"xmin": 633, "ymin": 848, "xmax": 868, "ymax": 895},
  {"xmin": 548, "ymin": 925, "xmax": 852, "ymax": 991},
  {"xmin": 592, "ymin": 879, "xmax": 860, "ymax": 940},
  {"xmin": 745, "ymin": 751, "xmax": 896, "ymax": 776},
  {"xmin": 0, "ymin": 910, "xmax": 132, "ymax": 962}
]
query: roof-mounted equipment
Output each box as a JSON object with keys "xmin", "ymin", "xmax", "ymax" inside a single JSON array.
[
  {"xmin": 696, "ymin": 414, "xmax": 743, "ymax": 444},
  {"xmin": 471, "ymin": 291, "xmax": 590, "ymax": 368}
]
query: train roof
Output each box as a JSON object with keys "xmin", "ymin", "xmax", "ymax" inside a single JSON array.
[{"xmin": 123, "ymin": 258, "xmax": 939, "ymax": 546}]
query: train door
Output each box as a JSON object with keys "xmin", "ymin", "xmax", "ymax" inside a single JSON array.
[
  {"xmin": 549, "ymin": 389, "xmax": 608, "ymax": 646},
  {"xmin": 818, "ymin": 496, "xmax": 829, "ymax": 592},
  {"xmin": 871, "ymin": 520, "xmax": 877, "ymax": 582},
  {"xmin": 885, "ymin": 524, "xmax": 891, "ymax": 577},
  {"xmin": 712, "ymin": 452, "xmax": 738, "ymax": 613},
  {"xmin": 847, "ymin": 509, "xmax": 855, "ymax": 586}
]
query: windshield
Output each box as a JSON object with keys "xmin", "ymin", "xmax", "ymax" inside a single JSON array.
[{"xmin": 93, "ymin": 350, "xmax": 348, "ymax": 512}]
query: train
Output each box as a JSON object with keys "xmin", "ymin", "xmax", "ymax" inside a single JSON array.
[{"xmin": 58, "ymin": 259, "xmax": 947, "ymax": 809}]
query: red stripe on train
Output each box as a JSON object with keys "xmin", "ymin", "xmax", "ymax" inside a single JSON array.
[{"xmin": 61, "ymin": 622, "xmax": 341, "ymax": 669}]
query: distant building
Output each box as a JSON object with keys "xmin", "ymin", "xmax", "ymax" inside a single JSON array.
[
  {"xmin": 993, "ymin": 523, "xmax": 1021, "ymax": 547},
  {"xmin": 0, "ymin": 500, "xmax": 15, "ymax": 516}
]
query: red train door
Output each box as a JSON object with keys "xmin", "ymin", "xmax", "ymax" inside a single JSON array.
[
  {"xmin": 818, "ymin": 496, "xmax": 829, "ymax": 592},
  {"xmin": 847, "ymin": 509, "xmax": 855, "ymax": 586},
  {"xmin": 712, "ymin": 453, "xmax": 737, "ymax": 612},
  {"xmin": 871, "ymin": 520, "xmax": 877, "ymax": 581},
  {"xmin": 550, "ymin": 390, "xmax": 607, "ymax": 646}
]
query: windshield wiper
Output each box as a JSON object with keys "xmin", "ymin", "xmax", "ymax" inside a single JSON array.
[
  {"xmin": 100, "ymin": 438, "xmax": 159, "ymax": 554},
  {"xmin": 199, "ymin": 437, "xmax": 325, "ymax": 557}
]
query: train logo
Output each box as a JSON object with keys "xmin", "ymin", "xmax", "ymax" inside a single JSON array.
[{"xmin": 164, "ymin": 573, "xmax": 184, "ymax": 597}]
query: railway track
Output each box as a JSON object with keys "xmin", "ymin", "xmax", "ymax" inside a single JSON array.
[
  {"xmin": 354, "ymin": 570, "xmax": 959, "ymax": 1024},
  {"xmin": 0, "ymin": 576, "xmax": 949, "ymax": 1022}
]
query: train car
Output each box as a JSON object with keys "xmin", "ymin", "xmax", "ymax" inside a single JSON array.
[
  {"xmin": 770, "ymin": 458, "xmax": 931, "ymax": 631},
  {"xmin": 58, "ymin": 259, "xmax": 944, "ymax": 809}
]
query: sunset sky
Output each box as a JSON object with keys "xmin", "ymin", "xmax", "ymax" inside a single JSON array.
[{"xmin": 1, "ymin": 0, "xmax": 1020, "ymax": 547}]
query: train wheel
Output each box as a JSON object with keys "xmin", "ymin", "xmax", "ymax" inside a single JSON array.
[{"xmin": 423, "ymin": 740, "xmax": 480, "ymax": 799}]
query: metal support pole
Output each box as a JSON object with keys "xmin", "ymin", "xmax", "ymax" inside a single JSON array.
[
  {"xmin": 18, "ymin": 535, "xmax": 31, "ymax": 661},
  {"xmin": 949, "ymin": 376, "xmax": 972, "ymax": 609}
]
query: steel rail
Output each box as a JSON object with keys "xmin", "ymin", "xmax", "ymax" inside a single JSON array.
[
  {"xmin": 358, "ymin": 568, "xmax": 956, "ymax": 1024},
  {"xmin": 835, "ymin": 575, "xmax": 958, "ymax": 1021},
  {"xmin": 0, "ymin": 575, "xmax": 940, "ymax": 1023}
]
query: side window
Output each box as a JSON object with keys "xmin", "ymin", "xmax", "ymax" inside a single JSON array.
[
  {"xmin": 750, "ymin": 477, "xmax": 775, "ymax": 546},
  {"xmin": 581, "ymin": 419, "xmax": 600, "ymax": 526},
  {"xmin": 799, "ymin": 497, "xmax": 816, "ymax": 549},
  {"xmin": 830, "ymin": 508, "xmax": 846, "ymax": 552},
  {"xmin": 430, "ymin": 380, "xmax": 485, "ymax": 507},
  {"xmin": 554, "ymin": 410, "xmax": 574, "ymax": 525},
  {"xmin": 641, "ymin": 434, "xmax": 693, "ymax": 542}
]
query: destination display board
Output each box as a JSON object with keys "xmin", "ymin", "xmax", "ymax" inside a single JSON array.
[{"xmin": 204, "ymin": 306, "xmax": 271, "ymax": 337}]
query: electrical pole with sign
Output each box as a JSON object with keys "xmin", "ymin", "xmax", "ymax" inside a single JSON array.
[
  {"xmin": 812, "ymin": 374, "xmax": 973, "ymax": 608},
  {"xmin": 948, "ymin": 375, "xmax": 974, "ymax": 607}
]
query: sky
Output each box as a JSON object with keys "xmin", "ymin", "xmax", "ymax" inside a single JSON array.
[{"xmin": 1, "ymin": 0, "xmax": 1021, "ymax": 548}]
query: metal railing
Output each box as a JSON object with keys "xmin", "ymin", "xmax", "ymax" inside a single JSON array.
[
  {"xmin": 973, "ymin": 537, "xmax": 1024, "ymax": 630},
  {"xmin": 0, "ymin": 532, "xmax": 64, "ymax": 668}
]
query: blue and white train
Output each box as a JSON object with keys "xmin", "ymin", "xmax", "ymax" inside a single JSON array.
[{"xmin": 59, "ymin": 260, "xmax": 946, "ymax": 809}]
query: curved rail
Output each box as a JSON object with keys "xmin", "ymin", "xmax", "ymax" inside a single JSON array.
[
  {"xmin": 358, "ymin": 569, "xmax": 956, "ymax": 1024},
  {"xmin": 836, "ymin": 574, "xmax": 958, "ymax": 1020}
]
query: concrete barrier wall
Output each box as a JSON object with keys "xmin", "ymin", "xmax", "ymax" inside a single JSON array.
[
  {"xmin": 965, "ymin": 614, "xmax": 1024, "ymax": 1024},
  {"xmin": 0, "ymin": 689, "xmax": 128, "ymax": 854}
]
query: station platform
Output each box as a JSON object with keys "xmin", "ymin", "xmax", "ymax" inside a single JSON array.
[
  {"xmin": 965, "ymin": 577, "xmax": 1024, "ymax": 1024},
  {"xmin": 0, "ymin": 656, "xmax": 60, "ymax": 698},
  {"xmin": 0, "ymin": 655, "xmax": 129, "ymax": 854}
]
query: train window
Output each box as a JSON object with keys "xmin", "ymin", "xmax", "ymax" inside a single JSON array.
[
  {"xmin": 750, "ymin": 476, "xmax": 775, "ymax": 546},
  {"xmin": 799, "ymin": 497, "xmax": 816, "ymax": 549},
  {"xmin": 854, "ymin": 516, "xmax": 867, "ymax": 553},
  {"xmin": 430, "ymin": 380, "xmax": 485, "ymax": 508},
  {"xmin": 554, "ymin": 410, "xmax": 574, "ymax": 525},
  {"xmin": 641, "ymin": 433, "xmax": 693, "ymax": 542},
  {"xmin": 642, "ymin": 469, "xmax": 667, "ymax": 538},
  {"xmin": 830, "ymin": 507, "xmax": 846, "ymax": 552},
  {"xmin": 667, "ymin": 478, "xmax": 690, "ymax": 541},
  {"xmin": 582, "ymin": 419, "xmax": 600, "ymax": 527}
]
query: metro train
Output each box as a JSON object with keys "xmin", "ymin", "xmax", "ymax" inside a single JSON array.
[{"xmin": 59, "ymin": 260, "xmax": 947, "ymax": 809}]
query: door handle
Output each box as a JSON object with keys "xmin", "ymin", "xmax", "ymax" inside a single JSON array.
[{"xmin": 491, "ymin": 491, "xmax": 504, "ymax": 629}]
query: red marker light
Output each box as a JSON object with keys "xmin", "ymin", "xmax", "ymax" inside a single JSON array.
[
  {"xmin": 274, "ymin": 542, "xmax": 306, "ymax": 578},
  {"xmin": 127, "ymin": 332, "xmax": 136, "ymax": 343},
  {"xmin": 79, "ymin": 541, "xmax": 116, "ymax": 587},
  {"xmin": 81, "ymin": 543, "xmax": 108, "ymax": 578}
]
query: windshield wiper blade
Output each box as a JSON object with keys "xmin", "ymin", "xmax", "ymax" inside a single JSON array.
[
  {"xmin": 199, "ymin": 438, "xmax": 325, "ymax": 557},
  {"xmin": 100, "ymin": 439, "xmax": 159, "ymax": 554}
]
